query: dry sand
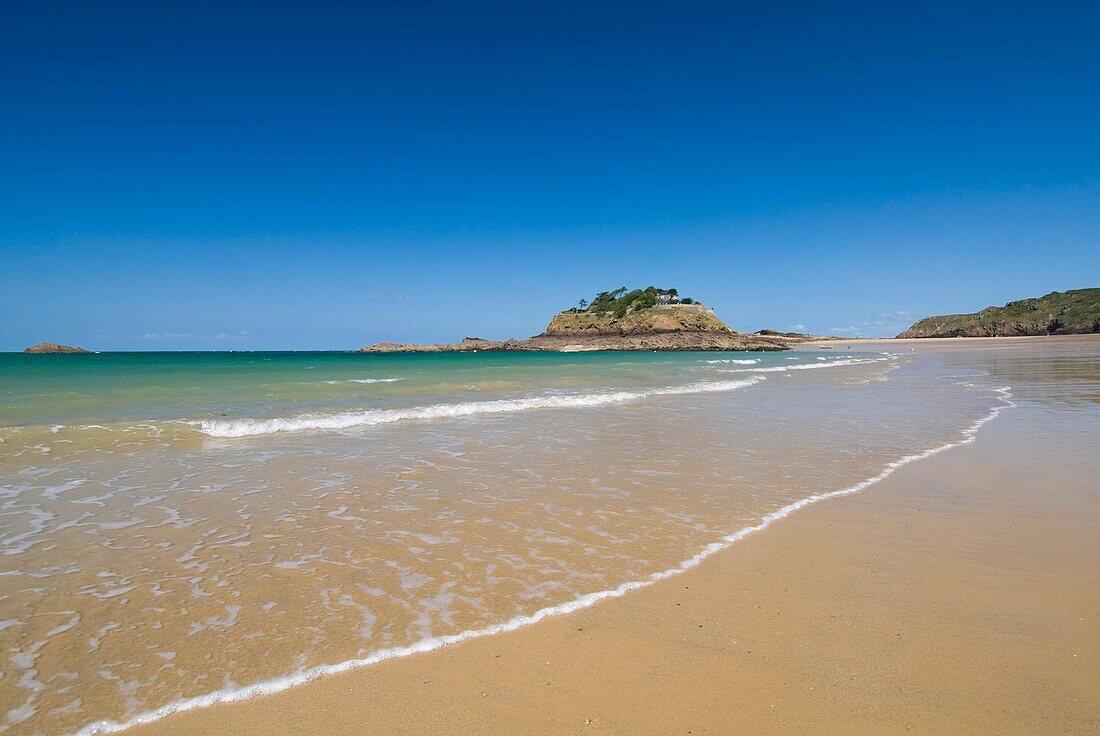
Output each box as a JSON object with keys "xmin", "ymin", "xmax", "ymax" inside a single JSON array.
[{"xmin": 132, "ymin": 336, "xmax": 1100, "ymax": 736}]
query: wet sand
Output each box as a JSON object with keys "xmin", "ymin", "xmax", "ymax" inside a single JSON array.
[
  {"xmin": 810, "ymin": 333, "xmax": 1100, "ymax": 350},
  {"xmin": 130, "ymin": 336, "xmax": 1100, "ymax": 736}
]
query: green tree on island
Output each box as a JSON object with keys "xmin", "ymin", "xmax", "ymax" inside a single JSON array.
[{"xmin": 573, "ymin": 286, "xmax": 693, "ymax": 317}]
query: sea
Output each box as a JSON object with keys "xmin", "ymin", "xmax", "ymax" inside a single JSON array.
[{"xmin": 0, "ymin": 348, "xmax": 1015, "ymax": 734}]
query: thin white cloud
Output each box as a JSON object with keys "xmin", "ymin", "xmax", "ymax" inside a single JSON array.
[
  {"xmin": 828, "ymin": 326, "xmax": 861, "ymax": 335},
  {"xmin": 789, "ymin": 324, "xmax": 808, "ymax": 331}
]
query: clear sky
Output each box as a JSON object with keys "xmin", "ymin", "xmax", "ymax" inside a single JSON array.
[{"xmin": 2, "ymin": 1, "xmax": 1097, "ymax": 350}]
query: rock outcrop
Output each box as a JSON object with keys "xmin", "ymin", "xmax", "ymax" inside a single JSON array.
[
  {"xmin": 543, "ymin": 304, "xmax": 731, "ymax": 336},
  {"xmin": 361, "ymin": 293, "xmax": 801, "ymax": 353},
  {"xmin": 24, "ymin": 342, "xmax": 90, "ymax": 354},
  {"xmin": 754, "ymin": 329, "xmax": 839, "ymax": 343},
  {"xmin": 362, "ymin": 332, "xmax": 790, "ymax": 353},
  {"xmin": 360, "ymin": 338, "xmax": 508, "ymax": 353},
  {"xmin": 898, "ymin": 289, "xmax": 1100, "ymax": 338}
]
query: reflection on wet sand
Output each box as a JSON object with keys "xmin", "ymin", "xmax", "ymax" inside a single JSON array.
[{"xmin": 0, "ymin": 350, "xmax": 1016, "ymax": 734}]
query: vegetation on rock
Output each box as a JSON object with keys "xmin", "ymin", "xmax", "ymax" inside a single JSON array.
[
  {"xmin": 543, "ymin": 304, "xmax": 730, "ymax": 336},
  {"xmin": 897, "ymin": 289, "xmax": 1100, "ymax": 338},
  {"xmin": 564, "ymin": 286, "xmax": 692, "ymax": 318},
  {"xmin": 360, "ymin": 285, "xmax": 805, "ymax": 351}
]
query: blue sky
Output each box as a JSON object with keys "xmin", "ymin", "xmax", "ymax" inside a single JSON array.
[{"xmin": 1, "ymin": 1, "xmax": 1097, "ymax": 350}]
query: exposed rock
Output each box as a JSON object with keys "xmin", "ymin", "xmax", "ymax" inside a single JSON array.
[
  {"xmin": 543, "ymin": 304, "xmax": 732, "ymax": 336},
  {"xmin": 754, "ymin": 329, "xmax": 839, "ymax": 342},
  {"xmin": 361, "ymin": 300, "xmax": 792, "ymax": 353},
  {"xmin": 361, "ymin": 332, "xmax": 786, "ymax": 353},
  {"xmin": 360, "ymin": 337, "xmax": 523, "ymax": 353},
  {"xmin": 523, "ymin": 331, "xmax": 787, "ymax": 352},
  {"xmin": 24, "ymin": 342, "xmax": 90, "ymax": 354},
  {"xmin": 898, "ymin": 289, "xmax": 1100, "ymax": 338}
]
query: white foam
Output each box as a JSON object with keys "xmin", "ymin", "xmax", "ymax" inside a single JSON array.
[
  {"xmin": 322, "ymin": 378, "xmax": 403, "ymax": 385},
  {"xmin": 719, "ymin": 357, "xmax": 888, "ymax": 374},
  {"xmin": 198, "ymin": 377, "xmax": 767, "ymax": 438},
  {"xmin": 704, "ymin": 358, "xmax": 759, "ymax": 365},
  {"xmin": 72, "ymin": 385, "xmax": 1015, "ymax": 736}
]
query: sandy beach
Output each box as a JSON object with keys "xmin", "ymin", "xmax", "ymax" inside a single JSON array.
[
  {"xmin": 7, "ymin": 4, "xmax": 1098, "ymax": 734},
  {"xmin": 119, "ymin": 336, "xmax": 1099, "ymax": 736}
]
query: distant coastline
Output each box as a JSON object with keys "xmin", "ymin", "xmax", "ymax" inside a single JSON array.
[
  {"xmin": 897, "ymin": 288, "xmax": 1099, "ymax": 338},
  {"xmin": 25, "ymin": 288, "xmax": 1095, "ymax": 354}
]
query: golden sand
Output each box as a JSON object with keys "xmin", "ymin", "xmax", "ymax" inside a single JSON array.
[{"xmin": 125, "ymin": 336, "xmax": 1100, "ymax": 735}]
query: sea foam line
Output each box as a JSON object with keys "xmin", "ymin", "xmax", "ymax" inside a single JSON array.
[
  {"xmin": 704, "ymin": 358, "xmax": 759, "ymax": 364},
  {"xmin": 198, "ymin": 376, "xmax": 767, "ymax": 438},
  {"xmin": 718, "ymin": 356, "xmax": 889, "ymax": 374},
  {"xmin": 73, "ymin": 384, "xmax": 1015, "ymax": 736},
  {"xmin": 323, "ymin": 377, "xmax": 404, "ymax": 385}
]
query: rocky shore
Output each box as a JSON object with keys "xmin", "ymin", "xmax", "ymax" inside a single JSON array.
[
  {"xmin": 361, "ymin": 331, "xmax": 794, "ymax": 353},
  {"xmin": 23, "ymin": 342, "xmax": 90, "ymax": 354},
  {"xmin": 361, "ymin": 296, "xmax": 826, "ymax": 353}
]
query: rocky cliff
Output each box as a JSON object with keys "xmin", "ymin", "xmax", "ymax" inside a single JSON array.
[
  {"xmin": 897, "ymin": 289, "xmax": 1100, "ymax": 338},
  {"xmin": 24, "ymin": 342, "xmax": 90, "ymax": 354}
]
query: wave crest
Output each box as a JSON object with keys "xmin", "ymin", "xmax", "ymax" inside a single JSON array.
[
  {"xmin": 322, "ymin": 378, "xmax": 403, "ymax": 385},
  {"xmin": 719, "ymin": 356, "xmax": 889, "ymax": 374},
  {"xmin": 198, "ymin": 377, "xmax": 766, "ymax": 438}
]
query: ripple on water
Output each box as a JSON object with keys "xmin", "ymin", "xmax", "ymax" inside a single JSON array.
[{"xmin": 0, "ymin": 353, "xmax": 1027, "ymax": 735}]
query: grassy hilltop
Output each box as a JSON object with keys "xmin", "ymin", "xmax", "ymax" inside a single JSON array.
[
  {"xmin": 898, "ymin": 289, "xmax": 1100, "ymax": 338},
  {"xmin": 544, "ymin": 286, "xmax": 733, "ymax": 335}
]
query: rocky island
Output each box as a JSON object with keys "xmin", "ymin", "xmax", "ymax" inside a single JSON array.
[
  {"xmin": 361, "ymin": 287, "xmax": 823, "ymax": 353},
  {"xmin": 23, "ymin": 342, "xmax": 90, "ymax": 354},
  {"xmin": 898, "ymin": 288, "xmax": 1100, "ymax": 338}
]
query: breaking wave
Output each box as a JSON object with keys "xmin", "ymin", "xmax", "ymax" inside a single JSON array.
[
  {"xmin": 719, "ymin": 356, "xmax": 890, "ymax": 374},
  {"xmin": 322, "ymin": 377, "xmax": 403, "ymax": 385},
  {"xmin": 198, "ymin": 376, "xmax": 767, "ymax": 438},
  {"xmin": 73, "ymin": 385, "xmax": 1015, "ymax": 736}
]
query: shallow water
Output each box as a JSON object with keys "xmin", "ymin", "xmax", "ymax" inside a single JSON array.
[{"xmin": 0, "ymin": 349, "xmax": 1008, "ymax": 734}]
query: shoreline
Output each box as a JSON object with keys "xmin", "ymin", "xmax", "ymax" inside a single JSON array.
[
  {"xmin": 122, "ymin": 336, "xmax": 1100, "ymax": 736},
  {"xmin": 808, "ymin": 333, "xmax": 1099, "ymax": 347},
  {"xmin": 87, "ymin": 385, "xmax": 1012, "ymax": 735}
]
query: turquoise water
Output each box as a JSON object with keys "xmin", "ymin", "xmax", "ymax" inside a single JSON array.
[
  {"xmin": 0, "ymin": 350, "xmax": 796, "ymax": 426},
  {"xmin": 1, "ymin": 348, "xmax": 1013, "ymax": 735}
]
